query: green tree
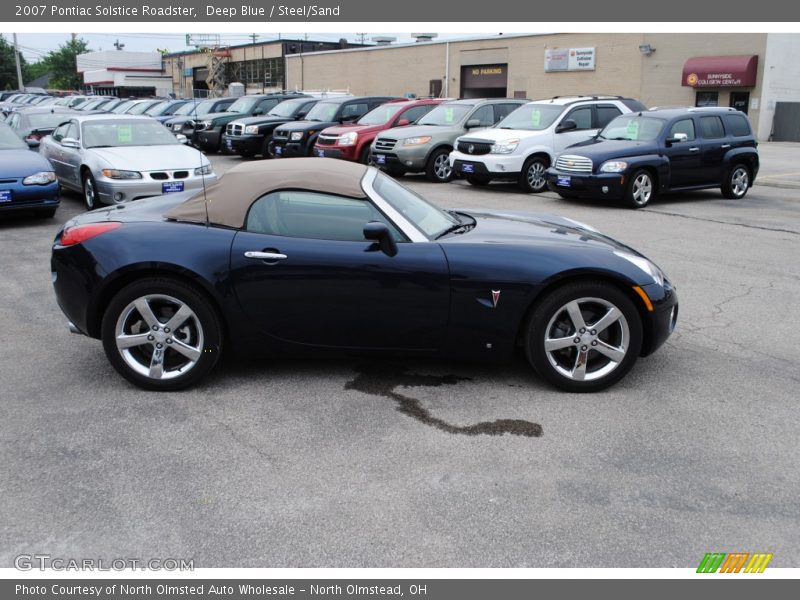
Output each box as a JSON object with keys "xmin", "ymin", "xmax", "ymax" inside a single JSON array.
[
  {"xmin": 0, "ymin": 35, "xmax": 27, "ymax": 90},
  {"xmin": 45, "ymin": 37, "xmax": 90, "ymax": 90}
]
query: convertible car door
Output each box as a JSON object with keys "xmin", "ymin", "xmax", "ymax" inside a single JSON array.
[{"xmin": 229, "ymin": 190, "xmax": 451, "ymax": 350}]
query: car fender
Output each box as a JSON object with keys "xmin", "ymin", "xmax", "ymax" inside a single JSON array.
[
  {"xmin": 521, "ymin": 144, "xmax": 556, "ymax": 166},
  {"xmin": 622, "ymin": 154, "xmax": 670, "ymax": 191},
  {"xmin": 724, "ymin": 147, "xmax": 760, "ymax": 176}
]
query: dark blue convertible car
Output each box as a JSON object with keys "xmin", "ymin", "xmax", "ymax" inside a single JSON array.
[
  {"xmin": 0, "ymin": 123, "xmax": 59, "ymax": 217},
  {"xmin": 51, "ymin": 158, "xmax": 677, "ymax": 392}
]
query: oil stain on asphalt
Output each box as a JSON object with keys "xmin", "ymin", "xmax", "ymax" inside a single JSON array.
[{"xmin": 345, "ymin": 363, "xmax": 543, "ymax": 437}]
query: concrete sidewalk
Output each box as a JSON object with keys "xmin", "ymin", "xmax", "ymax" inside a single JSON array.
[{"xmin": 756, "ymin": 141, "xmax": 800, "ymax": 190}]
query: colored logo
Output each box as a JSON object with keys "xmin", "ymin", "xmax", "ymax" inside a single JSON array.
[
  {"xmin": 491, "ymin": 290, "xmax": 501, "ymax": 308},
  {"xmin": 697, "ymin": 552, "xmax": 773, "ymax": 573},
  {"xmin": 687, "ymin": 73, "xmax": 699, "ymax": 86}
]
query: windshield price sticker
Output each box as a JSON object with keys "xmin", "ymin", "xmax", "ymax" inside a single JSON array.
[
  {"xmin": 117, "ymin": 125, "xmax": 133, "ymax": 143},
  {"xmin": 626, "ymin": 120, "xmax": 639, "ymax": 140},
  {"xmin": 531, "ymin": 110, "xmax": 541, "ymax": 127},
  {"xmin": 445, "ymin": 107, "xmax": 454, "ymax": 123}
]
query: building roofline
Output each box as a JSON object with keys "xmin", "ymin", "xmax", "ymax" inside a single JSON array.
[{"xmin": 163, "ymin": 38, "xmax": 366, "ymax": 59}]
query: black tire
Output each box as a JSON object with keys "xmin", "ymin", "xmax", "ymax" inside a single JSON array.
[
  {"xmin": 82, "ymin": 171, "xmax": 98, "ymax": 211},
  {"xmin": 359, "ymin": 145, "xmax": 372, "ymax": 165},
  {"xmin": 721, "ymin": 163, "xmax": 751, "ymax": 199},
  {"xmin": 101, "ymin": 278, "xmax": 223, "ymax": 391},
  {"xmin": 260, "ymin": 135, "xmax": 272, "ymax": 159},
  {"xmin": 425, "ymin": 148, "xmax": 453, "ymax": 183},
  {"xmin": 466, "ymin": 175, "xmax": 491, "ymax": 186},
  {"xmin": 624, "ymin": 169, "xmax": 657, "ymax": 209},
  {"xmin": 37, "ymin": 208, "xmax": 57, "ymax": 218},
  {"xmin": 518, "ymin": 156, "xmax": 549, "ymax": 193},
  {"xmin": 524, "ymin": 281, "xmax": 643, "ymax": 393}
]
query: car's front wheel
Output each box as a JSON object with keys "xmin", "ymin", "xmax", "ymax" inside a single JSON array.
[
  {"xmin": 721, "ymin": 163, "xmax": 751, "ymax": 199},
  {"xmin": 524, "ymin": 281, "xmax": 643, "ymax": 392},
  {"xmin": 425, "ymin": 148, "xmax": 453, "ymax": 183},
  {"xmin": 518, "ymin": 156, "xmax": 549, "ymax": 193},
  {"xmin": 101, "ymin": 278, "xmax": 223, "ymax": 391},
  {"xmin": 82, "ymin": 171, "xmax": 98, "ymax": 210},
  {"xmin": 625, "ymin": 169, "xmax": 657, "ymax": 209}
]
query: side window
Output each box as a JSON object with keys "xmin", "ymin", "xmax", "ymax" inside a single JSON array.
[
  {"xmin": 668, "ymin": 119, "xmax": 696, "ymax": 141},
  {"xmin": 52, "ymin": 123, "xmax": 68, "ymax": 142},
  {"xmin": 298, "ymin": 101, "xmax": 316, "ymax": 116},
  {"xmin": 724, "ymin": 114, "xmax": 752, "ymax": 137},
  {"xmin": 596, "ymin": 105, "xmax": 623, "ymax": 128},
  {"xmin": 65, "ymin": 123, "xmax": 80, "ymax": 140},
  {"xmin": 469, "ymin": 105, "xmax": 494, "ymax": 127},
  {"xmin": 341, "ymin": 103, "xmax": 369, "ymax": 119},
  {"xmin": 9, "ymin": 114, "xmax": 20, "ymax": 129},
  {"xmin": 398, "ymin": 105, "xmax": 430, "ymax": 124},
  {"xmin": 494, "ymin": 103, "xmax": 520, "ymax": 122},
  {"xmin": 699, "ymin": 116, "xmax": 725, "ymax": 139},
  {"xmin": 564, "ymin": 106, "xmax": 593, "ymax": 130},
  {"xmin": 257, "ymin": 98, "xmax": 280, "ymax": 113},
  {"xmin": 246, "ymin": 191, "xmax": 403, "ymax": 242}
]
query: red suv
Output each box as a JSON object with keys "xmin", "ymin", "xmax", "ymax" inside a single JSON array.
[{"xmin": 314, "ymin": 98, "xmax": 444, "ymax": 163}]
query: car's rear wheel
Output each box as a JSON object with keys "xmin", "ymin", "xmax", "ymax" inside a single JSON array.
[
  {"xmin": 721, "ymin": 163, "xmax": 751, "ymax": 199},
  {"xmin": 466, "ymin": 175, "xmax": 491, "ymax": 186},
  {"xmin": 625, "ymin": 169, "xmax": 656, "ymax": 209},
  {"xmin": 82, "ymin": 172, "xmax": 98, "ymax": 210},
  {"xmin": 518, "ymin": 156, "xmax": 548, "ymax": 193},
  {"xmin": 101, "ymin": 278, "xmax": 222, "ymax": 391},
  {"xmin": 524, "ymin": 281, "xmax": 643, "ymax": 392},
  {"xmin": 425, "ymin": 148, "xmax": 453, "ymax": 183}
]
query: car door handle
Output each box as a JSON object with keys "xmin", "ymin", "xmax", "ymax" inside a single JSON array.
[
  {"xmin": 689, "ymin": 147, "xmax": 700, "ymax": 152},
  {"xmin": 721, "ymin": 144, "xmax": 731, "ymax": 149},
  {"xmin": 244, "ymin": 251, "xmax": 288, "ymax": 261}
]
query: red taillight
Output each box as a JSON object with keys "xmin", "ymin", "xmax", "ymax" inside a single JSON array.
[{"xmin": 60, "ymin": 222, "xmax": 122, "ymax": 246}]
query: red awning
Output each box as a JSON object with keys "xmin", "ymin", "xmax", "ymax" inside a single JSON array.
[{"xmin": 682, "ymin": 55, "xmax": 758, "ymax": 88}]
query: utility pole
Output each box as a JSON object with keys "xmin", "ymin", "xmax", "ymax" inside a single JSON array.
[
  {"xmin": 12, "ymin": 33, "xmax": 24, "ymax": 90},
  {"xmin": 249, "ymin": 33, "xmax": 258, "ymax": 44},
  {"xmin": 356, "ymin": 33, "xmax": 367, "ymax": 44}
]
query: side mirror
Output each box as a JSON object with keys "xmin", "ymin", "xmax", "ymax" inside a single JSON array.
[
  {"xmin": 253, "ymin": 110, "xmax": 264, "ymax": 116},
  {"xmin": 61, "ymin": 137, "xmax": 80, "ymax": 149},
  {"xmin": 363, "ymin": 221, "xmax": 398, "ymax": 257},
  {"xmin": 556, "ymin": 119, "xmax": 577, "ymax": 133},
  {"xmin": 465, "ymin": 119, "xmax": 482, "ymax": 129},
  {"xmin": 340, "ymin": 114, "xmax": 358, "ymax": 123},
  {"xmin": 396, "ymin": 118, "xmax": 410, "ymax": 127},
  {"xmin": 175, "ymin": 134, "xmax": 189, "ymax": 144},
  {"xmin": 666, "ymin": 132, "xmax": 689, "ymax": 145},
  {"xmin": 25, "ymin": 138, "xmax": 40, "ymax": 149},
  {"xmin": 295, "ymin": 112, "xmax": 308, "ymax": 120}
]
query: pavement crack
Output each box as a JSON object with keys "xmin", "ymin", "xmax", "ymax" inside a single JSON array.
[
  {"xmin": 345, "ymin": 364, "xmax": 543, "ymax": 437},
  {"xmin": 641, "ymin": 209, "xmax": 800, "ymax": 236}
]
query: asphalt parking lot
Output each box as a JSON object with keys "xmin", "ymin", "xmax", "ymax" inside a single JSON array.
[{"xmin": 1, "ymin": 150, "xmax": 799, "ymax": 568}]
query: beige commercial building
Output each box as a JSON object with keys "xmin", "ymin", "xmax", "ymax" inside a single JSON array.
[{"xmin": 285, "ymin": 33, "xmax": 800, "ymax": 140}]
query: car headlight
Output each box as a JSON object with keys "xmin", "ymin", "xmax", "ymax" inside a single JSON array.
[
  {"xmin": 613, "ymin": 251, "xmax": 665, "ymax": 286},
  {"xmin": 198, "ymin": 120, "xmax": 213, "ymax": 130},
  {"xmin": 290, "ymin": 131, "xmax": 304, "ymax": 141},
  {"xmin": 490, "ymin": 139, "xmax": 520, "ymax": 154},
  {"xmin": 336, "ymin": 131, "xmax": 358, "ymax": 146},
  {"xmin": 194, "ymin": 164, "xmax": 212, "ymax": 176},
  {"xmin": 600, "ymin": 161, "xmax": 628, "ymax": 173},
  {"xmin": 101, "ymin": 169, "xmax": 142, "ymax": 180},
  {"xmin": 22, "ymin": 171, "xmax": 56, "ymax": 185},
  {"xmin": 402, "ymin": 136, "xmax": 431, "ymax": 146},
  {"xmin": 172, "ymin": 123, "xmax": 182, "ymax": 131},
  {"xmin": 244, "ymin": 125, "xmax": 260, "ymax": 134}
]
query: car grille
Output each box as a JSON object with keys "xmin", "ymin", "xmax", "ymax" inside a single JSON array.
[
  {"xmin": 374, "ymin": 138, "xmax": 397, "ymax": 152},
  {"xmin": 317, "ymin": 134, "xmax": 338, "ymax": 146},
  {"xmin": 555, "ymin": 154, "xmax": 593, "ymax": 173},
  {"xmin": 227, "ymin": 123, "xmax": 244, "ymax": 136},
  {"xmin": 457, "ymin": 140, "xmax": 492, "ymax": 155},
  {"xmin": 149, "ymin": 171, "xmax": 191, "ymax": 180}
]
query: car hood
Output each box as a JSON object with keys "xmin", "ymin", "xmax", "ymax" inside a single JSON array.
[
  {"xmin": 0, "ymin": 148, "xmax": 54, "ymax": 177},
  {"xmin": 322, "ymin": 123, "xmax": 386, "ymax": 136},
  {"xmin": 562, "ymin": 138, "xmax": 660, "ymax": 159},
  {"xmin": 201, "ymin": 111, "xmax": 246, "ymax": 123},
  {"xmin": 231, "ymin": 115, "xmax": 293, "ymax": 127},
  {"xmin": 277, "ymin": 120, "xmax": 337, "ymax": 133},
  {"xmin": 377, "ymin": 124, "xmax": 460, "ymax": 140},
  {"xmin": 89, "ymin": 145, "xmax": 210, "ymax": 170},
  {"xmin": 459, "ymin": 127, "xmax": 549, "ymax": 143}
]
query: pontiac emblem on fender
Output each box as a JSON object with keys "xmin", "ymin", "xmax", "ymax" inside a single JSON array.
[
  {"xmin": 491, "ymin": 290, "xmax": 501, "ymax": 308},
  {"xmin": 468, "ymin": 144, "xmax": 475, "ymax": 154}
]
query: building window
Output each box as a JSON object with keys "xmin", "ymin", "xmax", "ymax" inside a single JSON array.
[
  {"xmin": 226, "ymin": 58, "xmax": 285, "ymax": 88},
  {"xmin": 695, "ymin": 92, "xmax": 719, "ymax": 107}
]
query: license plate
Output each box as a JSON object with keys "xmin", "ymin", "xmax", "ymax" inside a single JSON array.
[
  {"xmin": 162, "ymin": 181, "xmax": 184, "ymax": 193},
  {"xmin": 316, "ymin": 148, "xmax": 325, "ymax": 157},
  {"xmin": 275, "ymin": 146, "xmax": 282, "ymax": 155},
  {"xmin": 374, "ymin": 154, "xmax": 386, "ymax": 165},
  {"xmin": 557, "ymin": 175, "xmax": 572, "ymax": 187},
  {"xmin": 0, "ymin": 190, "xmax": 11, "ymax": 203},
  {"xmin": 226, "ymin": 139, "xmax": 233, "ymax": 150},
  {"xmin": 461, "ymin": 163, "xmax": 475, "ymax": 174}
]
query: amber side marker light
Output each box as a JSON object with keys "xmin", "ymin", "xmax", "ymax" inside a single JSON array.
[
  {"xmin": 60, "ymin": 222, "xmax": 122, "ymax": 246},
  {"xmin": 632, "ymin": 285, "xmax": 654, "ymax": 312}
]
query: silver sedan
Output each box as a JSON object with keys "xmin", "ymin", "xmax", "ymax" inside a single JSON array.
[{"xmin": 39, "ymin": 114, "xmax": 217, "ymax": 210}]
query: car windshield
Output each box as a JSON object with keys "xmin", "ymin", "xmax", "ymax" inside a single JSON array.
[
  {"xmin": 226, "ymin": 97, "xmax": 259, "ymax": 113},
  {"xmin": 496, "ymin": 103, "xmax": 565, "ymax": 130},
  {"xmin": 111, "ymin": 101, "xmax": 135, "ymax": 114},
  {"xmin": 268, "ymin": 99, "xmax": 308, "ymax": 117},
  {"xmin": 82, "ymin": 120, "xmax": 181, "ymax": 148},
  {"xmin": 174, "ymin": 101, "xmax": 202, "ymax": 116},
  {"xmin": 599, "ymin": 115, "xmax": 664, "ymax": 141},
  {"xmin": 417, "ymin": 104, "xmax": 471, "ymax": 126},
  {"xmin": 304, "ymin": 101, "xmax": 341, "ymax": 122},
  {"xmin": 357, "ymin": 104, "xmax": 403, "ymax": 126},
  {"xmin": 79, "ymin": 99, "xmax": 103, "ymax": 110},
  {"xmin": 372, "ymin": 171, "xmax": 459, "ymax": 238},
  {"xmin": 0, "ymin": 125, "xmax": 27, "ymax": 150},
  {"xmin": 27, "ymin": 113, "xmax": 72, "ymax": 130},
  {"xmin": 146, "ymin": 101, "xmax": 181, "ymax": 116},
  {"xmin": 127, "ymin": 101, "xmax": 159, "ymax": 115}
]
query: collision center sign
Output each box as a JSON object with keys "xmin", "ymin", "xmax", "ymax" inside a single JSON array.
[
  {"xmin": 544, "ymin": 47, "xmax": 596, "ymax": 72},
  {"xmin": 682, "ymin": 55, "xmax": 759, "ymax": 87}
]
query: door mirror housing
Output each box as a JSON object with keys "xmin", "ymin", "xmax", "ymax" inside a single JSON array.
[
  {"xmin": 556, "ymin": 119, "xmax": 578, "ymax": 133},
  {"xmin": 61, "ymin": 137, "xmax": 80, "ymax": 149},
  {"xmin": 340, "ymin": 114, "xmax": 359, "ymax": 123},
  {"xmin": 396, "ymin": 118, "xmax": 411, "ymax": 127},
  {"xmin": 252, "ymin": 109, "xmax": 264, "ymax": 116},
  {"xmin": 363, "ymin": 221, "xmax": 398, "ymax": 257},
  {"xmin": 666, "ymin": 132, "xmax": 689, "ymax": 145},
  {"xmin": 465, "ymin": 119, "xmax": 482, "ymax": 129}
]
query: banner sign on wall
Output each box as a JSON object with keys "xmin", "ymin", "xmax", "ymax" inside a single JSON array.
[{"xmin": 544, "ymin": 47, "xmax": 596, "ymax": 72}]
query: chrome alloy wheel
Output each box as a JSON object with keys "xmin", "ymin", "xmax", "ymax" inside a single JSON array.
[
  {"xmin": 527, "ymin": 161, "xmax": 546, "ymax": 191},
  {"xmin": 434, "ymin": 153, "xmax": 452, "ymax": 180},
  {"xmin": 543, "ymin": 297, "xmax": 630, "ymax": 382},
  {"xmin": 114, "ymin": 294, "xmax": 204, "ymax": 380},
  {"xmin": 730, "ymin": 166, "xmax": 749, "ymax": 198},
  {"xmin": 631, "ymin": 172, "xmax": 653, "ymax": 206},
  {"xmin": 84, "ymin": 177, "xmax": 95, "ymax": 209}
]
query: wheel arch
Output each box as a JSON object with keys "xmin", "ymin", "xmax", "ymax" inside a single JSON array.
[{"xmin": 522, "ymin": 150, "xmax": 553, "ymax": 167}]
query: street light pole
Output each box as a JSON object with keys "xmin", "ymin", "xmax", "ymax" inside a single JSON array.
[{"xmin": 12, "ymin": 33, "xmax": 24, "ymax": 90}]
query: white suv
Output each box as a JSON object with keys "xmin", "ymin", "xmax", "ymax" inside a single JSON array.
[{"xmin": 449, "ymin": 96, "xmax": 647, "ymax": 193}]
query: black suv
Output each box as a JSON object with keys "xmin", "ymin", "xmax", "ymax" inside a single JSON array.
[
  {"xmin": 221, "ymin": 97, "xmax": 319, "ymax": 158},
  {"xmin": 271, "ymin": 96, "xmax": 398, "ymax": 158},
  {"xmin": 546, "ymin": 107, "xmax": 759, "ymax": 208}
]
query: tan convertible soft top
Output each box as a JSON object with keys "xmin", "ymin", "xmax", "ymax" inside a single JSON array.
[{"xmin": 165, "ymin": 157, "xmax": 369, "ymax": 229}]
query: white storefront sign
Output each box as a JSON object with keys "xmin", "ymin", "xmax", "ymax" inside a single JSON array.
[{"xmin": 544, "ymin": 47, "xmax": 596, "ymax": 72}]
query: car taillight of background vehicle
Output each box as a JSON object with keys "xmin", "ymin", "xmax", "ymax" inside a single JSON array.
[{"xmin": 60, "ymin": 222, "xmax": 122, "ymax": 247}]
